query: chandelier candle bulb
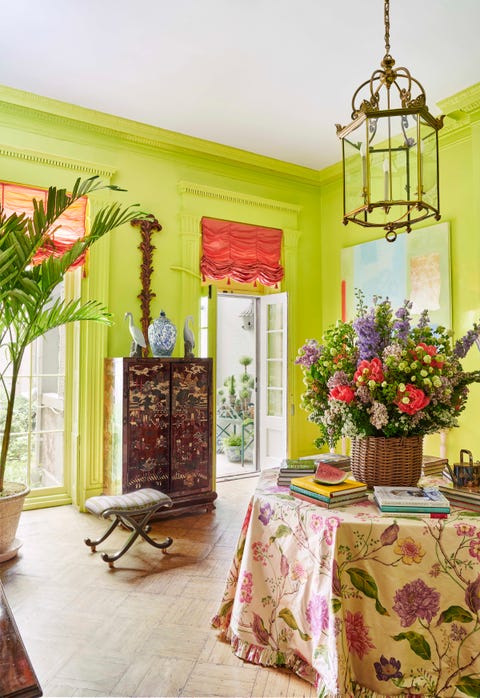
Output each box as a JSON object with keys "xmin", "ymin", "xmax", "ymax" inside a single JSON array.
[
  {"xmin": 383, "ymin": 158, "xmax": 389, "ymax": 201},
  {"xmin": 360, "ymin": 143, "xmax": 367, "ymax": 190}
]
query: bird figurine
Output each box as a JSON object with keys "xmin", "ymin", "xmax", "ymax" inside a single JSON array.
[
  {"xmin": 183, "ymin": 315, "xmax": 195, "ymax": 358},
  {"xmin": 124, "ymin": 312, "xmax": 146, "ymax": 357}
]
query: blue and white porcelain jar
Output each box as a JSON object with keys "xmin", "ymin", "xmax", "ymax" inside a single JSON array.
[{"xmin": 148, "ymin": 310, "xmax": 177, "ymax": 357}]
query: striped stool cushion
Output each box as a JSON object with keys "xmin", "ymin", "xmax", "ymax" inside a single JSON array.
[{"xmin": 85, "ymin": 488, "xmax": 173, "ymax": 516}]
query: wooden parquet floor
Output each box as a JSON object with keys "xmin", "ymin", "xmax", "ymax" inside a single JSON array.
[{"xmin": 0, "ymin": 475, "xmax": 316, "ymax": 698}]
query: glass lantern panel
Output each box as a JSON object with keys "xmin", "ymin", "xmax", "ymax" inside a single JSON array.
[
  {"xmin": 343, "ymin": 133, "xmax": 365, "ymax": 219},
  {"xmin": 364, "ymin": 113, "xmax": 421, "ymax": 227},
  {"xmin": 420, "ymin": 118, "xmax": 439, "ymax": 210}
]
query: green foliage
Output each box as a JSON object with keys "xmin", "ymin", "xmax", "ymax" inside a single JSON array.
[
  {"xmin": 239, "ymin": 355, "xmax": 253, "ymax": 369},
  {"xmin": 392, "ymin": 631, "xmax": 431, "ymax": 660},
  {"xmin": 223, "ymin": 434, "xmax": 242, "ymax": 447},
  {"xmin": 0, "ymin": 394, "xmax": 32, "ymax": 483},
  {"xmin": 224, "ymin": 375, "xmax": 236, "ymax": 395}
]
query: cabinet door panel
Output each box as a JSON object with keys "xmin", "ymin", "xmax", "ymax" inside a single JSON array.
[
  {"xmin": 123, "ymin": 360, "xmax": 171, "ymax": 492},
  {"xmin": 170, "ymin": 362, "xmax": 212, "ymax": 495}
]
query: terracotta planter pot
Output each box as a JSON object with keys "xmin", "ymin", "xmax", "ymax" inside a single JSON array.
[
  {"xmin": 351, "ymin": 436, "xmax": 423, "ymax": 488},
  {"xmin": 0, "ymin": 483, "xmax": 30, "ymax": 562}
]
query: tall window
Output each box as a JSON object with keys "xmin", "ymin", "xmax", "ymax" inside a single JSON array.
[
  {"xmin": 0, "ymin": 182, "xmax": 87, "ymax": 496},
  {"xmin": 1, "ymin": 283, "xmax": 67, "ymax": 489}
]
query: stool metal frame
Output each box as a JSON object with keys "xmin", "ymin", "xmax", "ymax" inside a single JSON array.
[{"xmin": 84, "ymin": 500, "xmax": 173, "ymax": 568}]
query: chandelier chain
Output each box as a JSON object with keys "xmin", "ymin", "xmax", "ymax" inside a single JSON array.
[
  {"xmin": 337, "ymin": 0, "xmax": 443, "ymax": 238},
  {"xmin": 384, "ymin": 0, "xmax": 390, "ymax": 55}
]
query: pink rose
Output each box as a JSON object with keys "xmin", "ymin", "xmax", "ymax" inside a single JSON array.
[
  {"xmin": 354, "ymin": 357, "xmax": 385, "ymax": 384},
  {"xmin": 395, "ymin": 384, "xmax": 430, "ymax": 415},
  {"xmin": 329, "ymin": 385, "xmax": 355, "ymax": 403},
  {"xmin": 416, "ymin": 342, "xmax": 444, "ymax": 369}
]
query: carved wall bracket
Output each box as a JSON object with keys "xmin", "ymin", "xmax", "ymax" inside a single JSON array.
[{"xmin": 131, "ymin": 215, "xmax": 162, "ymax": 356}]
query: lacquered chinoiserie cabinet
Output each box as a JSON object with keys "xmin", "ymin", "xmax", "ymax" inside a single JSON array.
[{"xmin": 103, "ymin": 357, "xmax": 217, "ymax": 513}]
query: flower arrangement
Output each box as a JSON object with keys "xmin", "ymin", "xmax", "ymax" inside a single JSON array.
[{"xmin": 296, "ymin": 292, "xmax": 480, "ymax": 449}]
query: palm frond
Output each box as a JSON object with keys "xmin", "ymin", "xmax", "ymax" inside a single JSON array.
[
  {"xmin": 89, "ymin": 201, "xmax": 144, "ymax": 241},
  {"xmin": 25, "ymin": 298, "xmax": 112, "ymax": 345}
]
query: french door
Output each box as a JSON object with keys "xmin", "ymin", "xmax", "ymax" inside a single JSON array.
[{"xmin": 258, "ymin": 293, "xmax": 288, "ymax": 469}]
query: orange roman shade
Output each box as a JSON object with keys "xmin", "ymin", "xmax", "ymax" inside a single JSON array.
[
  {"xmin": 200, "ymin": 217, "xmax": 284, "ymax": 287},
  {"xmin": 0, "ymin": 182, "xmax": 88, "ymax": 268}
]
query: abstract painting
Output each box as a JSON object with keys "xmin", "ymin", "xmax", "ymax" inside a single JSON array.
[{"xmin": 341, "ymin": 222, "xmax": 451, "ymax": 327}]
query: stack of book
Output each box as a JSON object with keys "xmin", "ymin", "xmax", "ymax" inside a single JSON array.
[
  {"xmin": 373, "ymin": 486, "xmax": 451, "ymax": 518},
  {"xmin": 277, "ymin": 453, "xmax": 351, "ymax": 486},
  {"xmin": 437, "ymin": 481, "xmax": 480, "ymax": 512},
  {"xmin": 311, "ymin": 453, "xmax": 351, "ymax": 471},
  {"xmin": 422, "ymin": 454, "xmax": 449, "ymax": 477},
  {"xmin": 277, "ymin": 459, "xmax": 317, "ymax": 486},
  {"xmin": 289, "ymin": 475, "xmax": 368, "ymax": 509},
  {"xmin": 277, "ymin": 453, "xmax": 350, "ymax": 486}
]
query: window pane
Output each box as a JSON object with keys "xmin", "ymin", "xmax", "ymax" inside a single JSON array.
[
  {"xmin": 267, "ymin": 388, "xmax": 283, "ymax": 417},
  {"xmin": 267, "ymin": 303, "xmax": 283, "ymax": 331},
  {"xmin": 0, "ymin": 289, "xmax": 65, "ymax": 490},
  {"xmin": 1, "ymin": 408, "xmax": 35, "ymax": 484},
  {"xmin": 268, "ymin": 331, "xmax": 283, "ymax": 359},
  {"xmin": 37, "ymin": 402, "xmax": 64, "ymax": 487},
  {"xmin": 268, "ymin": 360, "xmax": 282, "ymax": 388}
]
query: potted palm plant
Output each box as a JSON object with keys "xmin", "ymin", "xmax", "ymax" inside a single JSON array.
[
  {"xmin": 222, "ymin": 433, "xmax": 243, "ymax": 462},
  {"xmin": 0, "ymin": 176, "xmax": 148, "ymax": 560}
]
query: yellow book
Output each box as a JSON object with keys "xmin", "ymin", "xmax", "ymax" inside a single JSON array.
[{"xmin": 290, "ymin": 475, "xmax": 367, "ymax": 498}]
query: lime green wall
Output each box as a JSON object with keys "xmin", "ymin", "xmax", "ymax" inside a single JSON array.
[
  {"xmin": 0, "ymin": 81, "xmax": 479, "ymax": 506},
  {"xmin": 0, "ymin": 85, "xmax": 323, "ymax": 504}
]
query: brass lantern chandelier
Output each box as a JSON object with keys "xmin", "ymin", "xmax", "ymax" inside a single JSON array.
[{"xmin": 336, "ymin": 0, "xmax": 444, "ymax": 242}]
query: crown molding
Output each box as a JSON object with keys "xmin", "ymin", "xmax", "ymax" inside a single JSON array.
[
  {"xmin": 1, "ymin": 82, "xmax": 477, "ymax": 188},
  {"xmin": 437, "ymin": 83, "xmax": 480, "ymax": 146},
  {"xmin": 438, "ymin": 83, "xmax": 480, "ymax": 118},
  {"xmin": 0, "ymin": 142, "xmax": 116, "ymax": 178},
  {"xmin": 178, "ymin": 180, "xmax": 302, "ymax": 218},
  {"xmin": 0, "ymin": 85, "xmax": 322, "ymax": 186}
]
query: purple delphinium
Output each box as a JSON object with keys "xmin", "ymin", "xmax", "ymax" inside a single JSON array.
[
  {"xmin": 393, "ymin": 300, "xmax": 412, "ymax": 342},
  {"xmin": 295, "ymin": 339, "xmax": 322, "ymax": 367},
  {"xmin": 454, "ymin": 324, "xmax": 480, "ymax": 358},
  {"xmin": 353, "ymin": 308, "xmax": 382, "ymax": 361},
  {"xmin": 417, "ymin": 309, "xmax": 430, "ymax": 329}
]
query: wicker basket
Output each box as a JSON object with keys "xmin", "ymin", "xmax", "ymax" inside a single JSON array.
[{"xmin": 351, "ymin": 436, "xmax": 423, "ymax": 488}]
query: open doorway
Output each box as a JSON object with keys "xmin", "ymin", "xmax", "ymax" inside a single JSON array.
[
  {"xmin": 216, "ymin": 294, "xmax": 257, "ymax": 480},
  {"xmin": 215, "ymin": 292, "xmax": 288, "ymax": 480}
]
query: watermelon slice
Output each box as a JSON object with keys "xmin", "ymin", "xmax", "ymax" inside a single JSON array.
[{"xmin": 314, "ymin": 461, "xmax": 348, "ymax": 485}]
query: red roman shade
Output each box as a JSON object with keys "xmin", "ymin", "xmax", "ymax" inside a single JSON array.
[
  {"xmin": 200, "ymin": 217, "xmax": 284, "ymax": 287},
  {"xmin": 0, "ymin": 182, "xmax": 88, "ymax": 268}
]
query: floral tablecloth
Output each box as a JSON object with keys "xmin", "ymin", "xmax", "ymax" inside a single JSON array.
[{"xmin": 212, "ymin": 468, "xmax": 480, "ymax": 697}]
